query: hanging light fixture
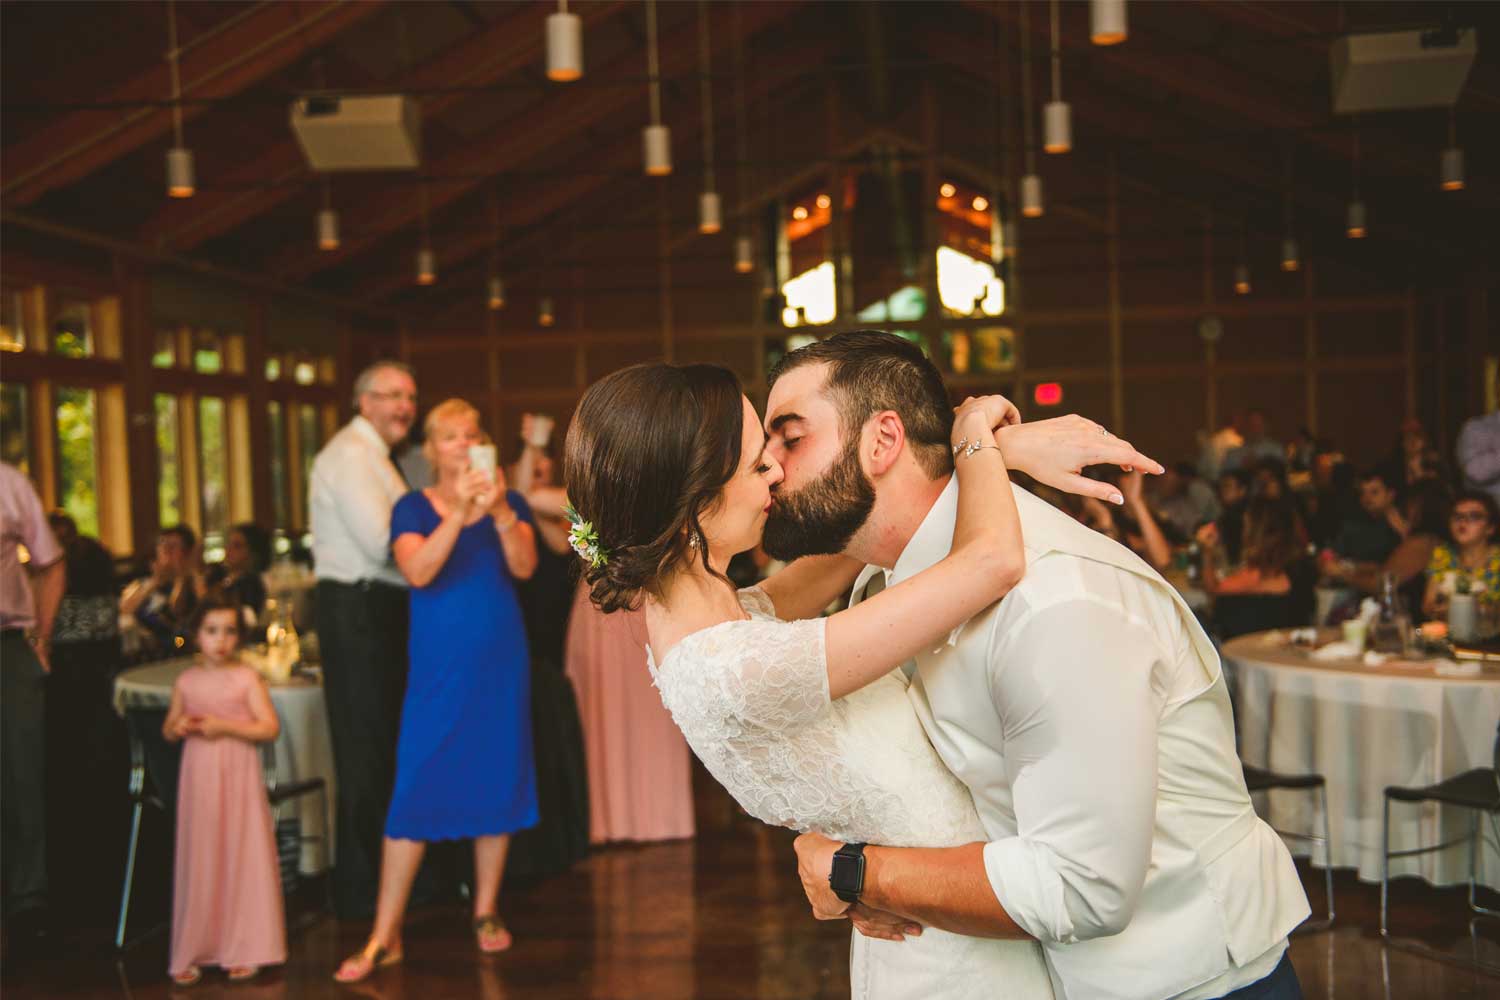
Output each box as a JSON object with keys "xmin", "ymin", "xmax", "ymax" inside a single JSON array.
[
  {"xmin": 538, "ymin": 297, "xmax": 556, "ymax": 327},
  {"xmin": 1346, "ymin": 123, "xmax": 1366, "ymax": 239},
  {"xmin": 642, "ymin": 0, "xmax": 672, "ymax": 176},
  {"xmin": 1233, "ymin": 217, "xmax": 1250, "ymax": 294},
  {"xmin": 164, "ymin": 0, "xmax": 194, "ymax": 198},
  {"xmin": 1279, "ymin": 152, "xmax": 1298, "ymax": 271},
  {"xmin": 695, "ymin": 1, "xmax": 720, "ymax": 232},
  {"xmin": 1020, "ymin": 3, "xmax": 1043, "ymax": 217},
  {"xmin": 486, "ymin": 191, "xmax": 505, "ymax": 310},
  {"xmin": 734, "ymin": 234, "xmax": 754, "ymax": 273},
  {"xmin": 1090, "ymin": 0, "xmax": 1127, "ymax": 45},
  {"xmin": 416, "ymin": 185, "xmax": 436, "ymax": 284},
  {"xmin": 1043, "ymin": 0, "xmax": 1071, "ymax": 154},
  {"xmin": 546, "ymin": 0, "xmax": 583, "ymax": 82},
  {"xmin": 1441, "ymin": 107, "xmax": 1464, "ymax": 191},
  {"xmin": 316, "ymin": 179, "xmax": 339, "ymax": 250}
]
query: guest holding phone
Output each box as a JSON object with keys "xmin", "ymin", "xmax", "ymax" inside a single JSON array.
[{"xmin": 335, "ymin": 398, "xmax": 539, "ymax": 983}]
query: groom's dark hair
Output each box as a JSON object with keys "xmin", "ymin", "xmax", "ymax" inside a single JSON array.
[{"xmin": 768, "ymin": 330, "xmax": 954, "ymax": 479}]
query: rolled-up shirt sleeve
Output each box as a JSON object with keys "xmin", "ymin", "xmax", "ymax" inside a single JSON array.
[{"xmin": 980, "ymin": 598, "xmax": 1169, "ymax": 944}]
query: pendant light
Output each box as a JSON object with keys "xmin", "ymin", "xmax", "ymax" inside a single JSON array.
[
  {"xmin": 696, "ymin": 1, "xmax": 720, "ymax": 233},
  {"xmin": 1043, "ymin": 0, "xmax": 1071, "ymax": 154},
  {"xmin": 1441, "ymin": 108, "xmax": 1464, "ymax": 191},
  {"xmin": 1346, "ymin": 123, "xmax": 1366, "ymax": 239},
  {"xmin": 731, "ymin": 1, "xmax": 752, "ymax": 272},
  {"xmin": 642, "ymin": 0, "xmax": 671, "ymax": 176},
  {"xmin": 1090, "ymin": 0, "xmax": 1127, "ymax": 46},
  {"xmin": 546, "ymin": 0, "xmax": 583, "ymax": 82},
  {"xmin": 1020, "ymin": 2, "xmax": 1042, "ymax": 217},
  {"xmin": 538, "ymin": 297, "xmax": 556, "ymax": 327},
  {"xmin": 734, "ymin": 235, "xmax": 754, "ymax": 273},
  {"xmin": 486, "ymin": 191, "xmax": 504, "ymax": 310},
  {"xmin": 415, "ymin": 185, "xmax": 436, "ymax": 285},
  {"xmin": 164, "ymin": 0, "xmax": 194, "ymax": 198},
  {"xmin": 1279, "ymin": 152, "xmax": 1298, "ymax": 271},
  {"xmin": 316, "ymin": 179, "xmax": 339, "ymax": 251}
]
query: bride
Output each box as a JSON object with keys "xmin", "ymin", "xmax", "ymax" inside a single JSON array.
[{"xmin": 563, "ymin": 362, "xmax": 1151, "ymax": 1000}]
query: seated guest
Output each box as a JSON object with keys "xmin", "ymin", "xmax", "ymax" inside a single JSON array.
[
  {"xmin": 1214, "ymin": 469, "xmax": 1251, "ymax": 564},
  {"xmin": 1307, "ymin": 453, "xmax": 1355, "ymax": 549},
  {"xmin": 119, "ymin": 525, "xmax": 202, "ymax": 657},
  {"xmin": 1152, "ymin": 461, "xmax": 1221, "ymax": 538},
  {"xmin": 205, "ymin": 522, "xmax": 270, "ymax": 623},
  {"xmin": 1342, "ymin": 481, "xmax": 1449, "ymax": 611},
  {"xmin": 1222, "ymin": 409, "xmax": 1284, "ymax": 472},
  {"xmin": 1070, "ymin": 469, "xmax": 1173, "ymax": 571},
  {"xmin": 1199, "ymin": 498, "xmax": 1308, "ymax": 639},
  {"xmin": 1423, "ymin": 491, "xmax": 1500, "ymax": 621},
  {"xmin": 1327, "ymin": 468, "xmax": 1405, "ymax": 570}
]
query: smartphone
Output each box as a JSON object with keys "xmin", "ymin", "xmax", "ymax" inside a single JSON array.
[
  {"xmin": 468, "ymin": 444, "xmax": 497, "ymax": 483},
  {"xmin": 526, "ymin": 414, "xmax": 555, "ymax": 449}
]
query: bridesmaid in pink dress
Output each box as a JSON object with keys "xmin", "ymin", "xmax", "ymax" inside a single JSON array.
[
  {"xmin": 162, "ymin": 597, "xmax": 286, "ymax": 986},
  {"xmin": 565, "ymin": 581, "xmax": 695, "ymax": 842}
]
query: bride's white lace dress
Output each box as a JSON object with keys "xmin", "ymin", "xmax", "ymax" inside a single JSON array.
[{"xmin": 649, "ymin": 588, "xmax": 1054, "ymax": 1000}]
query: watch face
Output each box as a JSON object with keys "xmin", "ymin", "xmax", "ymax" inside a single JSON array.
[{"xmin": 830, "ymin": 852, "xmax": 864, "ymax": 892}]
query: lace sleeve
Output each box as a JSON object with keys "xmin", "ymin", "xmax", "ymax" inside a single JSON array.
[
  {"xmin": 658, "ymin": 617, "xmax": 829, "ymax": 734},
  {"xmin": 737, "ymin": 586, "xmax": 780, "ymax": 621}
]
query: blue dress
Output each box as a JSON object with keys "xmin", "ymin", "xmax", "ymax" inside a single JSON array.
[{"xmin": 384, "ymin": 490, "xmax": 539, "ymax": 840}]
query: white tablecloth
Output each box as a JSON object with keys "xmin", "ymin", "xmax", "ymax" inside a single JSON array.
[
  {"xmin": 1226, "ymin": 630, "xmax": 1500, "ymax": 888},
  {"xmin": 112, "ymin": 658, "xmax": 336, "ymax": 875}
]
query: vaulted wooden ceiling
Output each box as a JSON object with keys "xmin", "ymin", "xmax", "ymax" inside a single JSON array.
[{"xmin": 3, "ymin": 1, "xmax": 1497, "ymax": 325}]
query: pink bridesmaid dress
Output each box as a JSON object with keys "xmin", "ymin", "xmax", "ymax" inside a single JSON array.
[
  {"xmin": 565, "ymin": 582, "xmax": 696, "ymax": 843},
  {"xmin": 169, "ymin": 665, "xmax": 286, "ymax": 977}
]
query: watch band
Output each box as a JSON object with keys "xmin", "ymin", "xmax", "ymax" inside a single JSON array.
[{"xmin": 828, "ymin": 842, "xmax": 867, "ymax": 904}]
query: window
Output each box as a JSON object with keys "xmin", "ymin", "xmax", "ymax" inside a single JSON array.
[
  {"xmin": 297, "ymin": 404, "xmax": 321, "ymax": 499},
  {"xmin": 293, "ymin": 357, "xmax": 318, "ymax": 386},
  {"xmin": 152, "ymin": 329, "xmax": 177, "ymax": 369},
  {"xmin": 942, "ymin": 326, "xmax": 1015, "ymax": 375},
  {"xmin": 780, "ymin": 261, "xmax": 836, "ymax": 327},
  {"xmin": 54, "ymin": 387, "xmax": 100, "ymax": 536},
  {"xmin": 936, "ymin": 246, "xmax": 1005, "ymax": 318},
  {"xmin": 51, "ymin": 293, "xmax": 93, "ymax": 358},
  {"xmin": 155, "ymin": 394, "xmax": 182, "ymax": 527},
  {"xmin": 198, "ymin": 396, "xmax": 228, "ymax": 556},
  {"xmin": 192, "ymin": 330, "xmax": 223, "ymax": 374},
  {"xmin": 1, "ymin": 383, "xmax": 29, "ymax": 473},
  {"xmin": 265, "ymin": 355, "xmax": 282, "ymax": 381},
  {"xmin": 1, "ymin": 289, "xmax": 26, "ymax": 352},
  {"xmin": 268, "ymin": 401, "xmax": 288, "ymax": 531}
]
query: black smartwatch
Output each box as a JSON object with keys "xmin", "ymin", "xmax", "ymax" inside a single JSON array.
[{"xmin": 828, "ymin": 842, "xmax": 867, "ymax": 904}]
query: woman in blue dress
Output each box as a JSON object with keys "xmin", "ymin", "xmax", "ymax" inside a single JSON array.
[{"xmin": 335, "ymin": 399, "xmax": 539, "ymax": 983}]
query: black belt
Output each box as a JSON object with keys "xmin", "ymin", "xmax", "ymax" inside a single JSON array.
[{"xmin": 320, "ymin": 578, "xmax": 406, "ymax": 593}]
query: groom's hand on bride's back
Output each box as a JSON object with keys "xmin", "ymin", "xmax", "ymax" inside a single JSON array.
[
  {"xmin": 998, "ymin": 415, "xmax": 1164, "ymax": 505},
  {"xmin": 849, "ymin": 904, "xmax": 924, "ymax": 943}
]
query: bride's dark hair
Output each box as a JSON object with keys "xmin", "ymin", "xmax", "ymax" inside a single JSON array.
[{"xmin": 563, "ymin": 363, "xmax": 745, "ymax": 613}]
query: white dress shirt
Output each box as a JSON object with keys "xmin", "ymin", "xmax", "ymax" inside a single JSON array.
[
  {"xmin": 309, "ymin": 416, "xmax": 409, "ymax": 588},
  {"xmin": 850, "ymin": 478, "xmax": 1308, "ymax": 1000}
]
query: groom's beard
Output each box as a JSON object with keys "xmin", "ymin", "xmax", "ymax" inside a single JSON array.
[{"xmin": 762, "ymin": 440, "xmax": 876, "ymax": 560}]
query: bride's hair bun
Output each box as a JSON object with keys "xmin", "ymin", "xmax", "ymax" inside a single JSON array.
[{"xmin": 563, "ymin": 363, "xmax": 745, "ymax": 613}]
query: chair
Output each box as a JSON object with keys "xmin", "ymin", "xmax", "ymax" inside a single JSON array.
[
  {"xmin": 1379, "ymin": 724, "xmax": 1500, "ymax": 939},
  {"xmin": 115, "ymin": 708, "xmax": 331, "ymax": 950},
  {"xmin": 115, "ymin": 707, "xmax": 178, "ymax": 949},
  {"xmin": 1241, "ymin": 763, "xmax": 1335, "ymax": 930}
]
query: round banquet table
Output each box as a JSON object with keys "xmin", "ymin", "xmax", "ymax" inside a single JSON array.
[
  {"xmin": 1225, "ymin": 629, "xmax": 1500, "ymax": 888},
  {"xmin": 112, "ymin": 654, "xmax": 336, "ymax": 875}
]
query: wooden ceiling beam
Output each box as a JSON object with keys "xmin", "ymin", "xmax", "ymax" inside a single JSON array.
[
  {"xmin": 268, "ymin": 0, "xmax": 803, "ymax": 282},
  {"xmin": 2, "ymin": 0, "xmax": 388, "ymax": 206},
  {"xmin": 352, "ymin": 36, "xmax": 831, "ymax": 302},
  {"xmin": 137, "ymin": 1, "xmax": 631, "ymax": 252}
]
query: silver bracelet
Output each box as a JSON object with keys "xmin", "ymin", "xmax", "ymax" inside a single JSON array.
[{"xmin": 953, "ymin": 439, "xmax": 1002, "ymax": 460}]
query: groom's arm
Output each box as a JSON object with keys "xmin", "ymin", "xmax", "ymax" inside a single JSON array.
[{"xmin": 798, "ymin": 597, "xmax": 1167, "ymax": 944}]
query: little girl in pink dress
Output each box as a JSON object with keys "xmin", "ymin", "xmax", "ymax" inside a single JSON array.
[{"xmin": 162, "ymin": 596, "xmax": 286, "ymax": 986}]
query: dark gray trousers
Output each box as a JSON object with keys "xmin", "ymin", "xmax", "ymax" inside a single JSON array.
[{"xmin": 1, "ymin": 630, "xmax": 48, "ymax": 916}]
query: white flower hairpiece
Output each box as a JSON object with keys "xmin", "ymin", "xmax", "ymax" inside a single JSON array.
[{"xmin": 564, "ymin": 503, "xmax": 608, "ymax": 569}]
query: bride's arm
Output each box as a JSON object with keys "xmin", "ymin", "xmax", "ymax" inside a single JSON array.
[
  {"xmin": 821, "ymin": 397, "xmax": 1023, "ymax": 701},
  {"xmin": 755, "ymin": 555, "xmax": 865, "ymax": 621}
]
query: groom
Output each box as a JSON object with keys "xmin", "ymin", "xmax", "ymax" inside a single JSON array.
[{"xmin": 763, "ymin": 332, "xmax": 1309, "ymax": 1000}]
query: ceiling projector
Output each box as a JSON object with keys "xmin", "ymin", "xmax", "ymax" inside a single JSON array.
[
  {"xmin": 1330, "ymin": 27, "xmax": 1476, "ymax": 113},
  {"xmin": 290, "ymin": 95, "xmax": 422, "ymax": 171}
]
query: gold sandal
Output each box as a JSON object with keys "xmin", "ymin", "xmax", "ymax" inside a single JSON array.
[
  {"xmin": 333, "ymin": 942, "xmax": 402, "ymax": 984},
  {"xmin": 227, "ymin": 965, "xmax": 259, "ymax": 982},
  {"xmin": 171, "ymin": 965, "xmax": 202, "ymax": 987},
  {"xmin": 473, "ymin": 915, "xmax": 512, "ymax": 954}
]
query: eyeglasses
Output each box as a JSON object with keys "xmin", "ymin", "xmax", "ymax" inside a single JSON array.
[
  {"xmin": 1451, "ymin": 511, "xmax": 1490, "ymax": 525},
  {"xmin": 366, "ymin": 390, "xmax": 416, "ymax": 404}
]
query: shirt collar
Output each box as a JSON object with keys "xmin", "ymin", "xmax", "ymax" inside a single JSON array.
[
  {"xmin": 349, "ymin": 414, "xmax": 390, "ymax": 453},
  {"xmin": 889, "ymin": 475, "xmax": 958, "ymax": 587}
]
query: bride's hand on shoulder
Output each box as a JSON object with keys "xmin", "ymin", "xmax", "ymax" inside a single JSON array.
[{"xmin": 998, "ymin": 414, "xmax": 1164, "ymax": 505}]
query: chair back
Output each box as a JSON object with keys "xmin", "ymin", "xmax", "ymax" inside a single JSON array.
[
  {"xmin": 123, "ymin": 707, "xmax": 181, "ymax": 810},
  {"xmin": 1213, "ymin": 593, "xmax": 1298, "ymax": 641}
]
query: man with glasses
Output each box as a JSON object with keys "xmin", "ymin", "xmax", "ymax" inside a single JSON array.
[{"xmin": 310, "ymin": 360, "xmax": 420, "ymax": 917}]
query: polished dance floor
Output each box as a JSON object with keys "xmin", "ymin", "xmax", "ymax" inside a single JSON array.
[{"xmin": 4, "ymin": 771, "xmax": 1498, "ymax": 999}]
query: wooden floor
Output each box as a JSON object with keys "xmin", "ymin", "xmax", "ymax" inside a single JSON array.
[{"xmin": 4, "ymin": 775, "xmax": 1499, "ymax": 999}]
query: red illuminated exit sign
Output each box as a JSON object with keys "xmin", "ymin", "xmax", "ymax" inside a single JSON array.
[{"xmin": 1034, "ymin": 382, "xmax": 1063, "ymax": 406}]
